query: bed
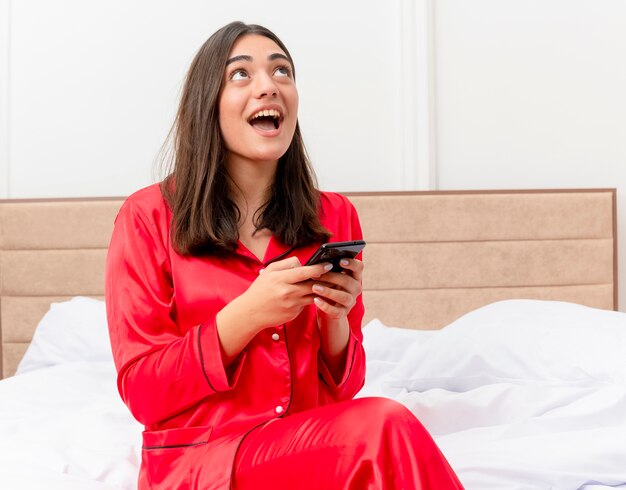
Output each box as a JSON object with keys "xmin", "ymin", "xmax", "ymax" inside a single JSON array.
[{"xmin": 0, "ymin": 189, "xmax": 624, "ymax": 489}]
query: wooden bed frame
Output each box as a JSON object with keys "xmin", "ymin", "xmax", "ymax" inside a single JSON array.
[{"xmin": 0, "ymin": 189, "xmax": 617, "ymax": 378}]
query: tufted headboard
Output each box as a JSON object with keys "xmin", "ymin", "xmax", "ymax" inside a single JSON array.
[{"xmin": 0, "ymin": 189, "xmax": 617, "ymax": 378}]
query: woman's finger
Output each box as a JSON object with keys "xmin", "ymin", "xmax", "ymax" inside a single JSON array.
[
  {"xmin": 263, "ymin": 256, "xmax": 302, "ymax": 272},
  {"xmin": 338, "ymin": 258, "xmax": 364, "ymax": 280},
  {"xmin": 316, "ymin": 270, "xmax": 361, "ymax": 296},
  {"xmin": 312, "ymin": 283, "xmax": 355, "ymax": 310},
  {"xmin": 313, "ymin": 296, "xmax": 347, "ymax": 318}
]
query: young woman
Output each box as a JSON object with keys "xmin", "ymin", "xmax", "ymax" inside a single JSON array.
[{"xmin": 105, "ymin": 21, "xmax": 464, "ymax": 490}]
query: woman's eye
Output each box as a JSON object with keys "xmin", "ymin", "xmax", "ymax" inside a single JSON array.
[
  {"xmin": 230, "ymin": 69, "xmax": 248, "ymax": 81},
  {"xmin": 274, "ymin": 66, "xmax": 291, "ymax": 78}
]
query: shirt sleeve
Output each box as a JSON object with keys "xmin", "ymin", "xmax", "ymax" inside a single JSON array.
[
  {"xmin": 105, "ymin": 200, "xmax": 245, "ymax": 426},
  {"xmin": 317, "ymin": 196, "xmax": 366, "ymax": 403}
]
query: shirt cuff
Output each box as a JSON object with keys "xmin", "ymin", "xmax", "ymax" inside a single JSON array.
[
  {"xmin": 197, "ymin": 321, "xmax": 246, "ymax": 392},
  {"xmin": 318, "ymin": 330, "xmax": 358, "ymax": 389}
]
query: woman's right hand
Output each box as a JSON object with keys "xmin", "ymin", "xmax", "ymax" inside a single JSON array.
[
  {"xmin": 215, "ymin": 257, "xmax": 332, "ymax": 364},
  {"xmin": 245, "ymin": 257, "xmax": 334, "ymax": 328}
]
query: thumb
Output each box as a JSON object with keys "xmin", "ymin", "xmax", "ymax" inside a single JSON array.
[{"xmin": 262, "ymin": 256, "xmax": 302, "ymax": 273}]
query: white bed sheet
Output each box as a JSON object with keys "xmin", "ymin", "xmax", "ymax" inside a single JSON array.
[
  {"xmin": 1, "ymin": 298, "xmax": 625, "ymax": 489},
  {"xmin": 360, "ymin": 301, "xmax": 626, "ymax": 490},
  {"xmin": 0, "ymin": 362, "xmax": 141, "ymax": 490}
]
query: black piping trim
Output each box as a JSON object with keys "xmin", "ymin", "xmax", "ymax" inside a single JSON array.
[
  {"xmin": 319, "ymin": 336, "xmax": 358, "ymax": 389},
  {"xmin": 263, "ymin": 245, "xmax": 298, "ymax": 267},
  {"xmin": 198, "ymin": 324, "xmax": 217, "ymax": 392},
  {"xmin": 142, "ymin": 440, "xmax": 208, "ymax": 450},
  {"xmin": 282, "ymin": 323, "xmax": 294, "ymax": 416},
  {"xmin": 230, "ymin": 323, "xmax": 294, "ymax": 487},
  {"xmin": 344, "ymin": 339, "xmax": 358, "ymax": 386},
  {"xmin": 229, "ymin": 422, "xmax": 270, "ymax": 489}
]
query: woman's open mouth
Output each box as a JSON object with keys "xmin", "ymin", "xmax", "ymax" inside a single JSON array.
[{"xmin": 248, "ymin": 109, "xmax": 282, "ymax": 132}]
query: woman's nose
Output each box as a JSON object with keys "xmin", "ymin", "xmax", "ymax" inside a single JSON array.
[{"xmin": 254, "ymin": 72, "xmax": 278, "ymax": 98}]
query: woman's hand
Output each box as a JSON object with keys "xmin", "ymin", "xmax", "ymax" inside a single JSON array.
[
  {"xmin": 243, "ymin": 257, "xmax": 334, "ymax": 329},
  {"xmin": 311, "ymin": 258, "xmax": 364, "ymax": 320},
  {"xmin": 216, "ymin": 257, "xmax": 332, "ymax": 364},
  {"xmin": 311, "ymin": 258, "xmax": 364, "ymax": 377}
]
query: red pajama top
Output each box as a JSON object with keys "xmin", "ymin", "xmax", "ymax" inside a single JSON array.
[{"xmin": 104, "ymin": 183, "xmax": 365, "ymax": 489}]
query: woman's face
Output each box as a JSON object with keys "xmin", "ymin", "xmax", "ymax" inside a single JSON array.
[{"xmin": 219, "ymin": 34, "xmax": 299, "ymax": 167}]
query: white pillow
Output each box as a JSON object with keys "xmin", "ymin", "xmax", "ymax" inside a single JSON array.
[
  {"xmin": 359, "ymin": 319, "xmax": 438, "ymax": 399},
  {"xmin": 392, "ymin": 299, "xmax": 626, "ymax": 391},
  {"xmin": 16, "ymin": 297, "xmax": 112, "ymax": 375},
  {"xmin": 362, "ymin": 318, "xmax": 436, "ymax": 363}
]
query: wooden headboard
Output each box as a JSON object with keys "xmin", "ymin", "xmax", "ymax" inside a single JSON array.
[{"xmin": 0, "ymin": 189, "xmax": 617, "ymax": 378}]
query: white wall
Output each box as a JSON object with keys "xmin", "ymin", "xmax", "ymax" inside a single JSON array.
[
  {"xmin": 433, "ymin": 0, "xmax": 626, "ymax": 309},
  {"xmin": 0, "ymin": 0, "xmax": 424, "ymax": 198},
  {"xmin": 435, "ymin": 0, "xmax": 626, "ymax": 189},
  {"xmin": 2, "ymin": 0, "xmax": 625, "ymax": 307},
  {"xmin": 0, "ymin": 0, "xmax": 8, "ymax": 197}
]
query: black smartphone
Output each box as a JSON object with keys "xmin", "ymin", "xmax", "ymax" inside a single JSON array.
[{"xmin": 305, "ymin": 240, "xmax": 366, "ymax": 272}]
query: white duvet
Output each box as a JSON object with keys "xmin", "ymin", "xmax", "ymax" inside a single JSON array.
[{"xmin": 1, "ymin": 297, "xmax": 625, "ymax": 489}]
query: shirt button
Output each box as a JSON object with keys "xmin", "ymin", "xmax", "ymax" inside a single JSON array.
[
  {"xmin": 275, "ymin": 406, "xmax": 284, "ymax": 414},
  {"xmin": 271, "ymin": 333, "xmax": 280, "ymax": 341}
]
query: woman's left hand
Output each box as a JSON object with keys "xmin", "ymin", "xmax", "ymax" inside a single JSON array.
[
  {"xmin": 312, "ymin": 258, "xmax": 363, "ymax": 377},
  {"xmin": 311, "ymin": 258, "xmax": 363, "ymax": 320}
]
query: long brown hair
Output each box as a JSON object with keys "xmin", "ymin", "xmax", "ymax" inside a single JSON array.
[{"xmin": 160, "ymin": 21, "xmax": 330, "ymax": 256}]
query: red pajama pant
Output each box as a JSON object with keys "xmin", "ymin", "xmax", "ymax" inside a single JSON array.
[{"xmin": 233, "ymin": 397, "xmax": 464, "ymax": 489}]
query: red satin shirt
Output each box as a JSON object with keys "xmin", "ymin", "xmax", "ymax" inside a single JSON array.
[{"xmin": 105, "ymin": 184, "xmax": 365, "ymax": 489}]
